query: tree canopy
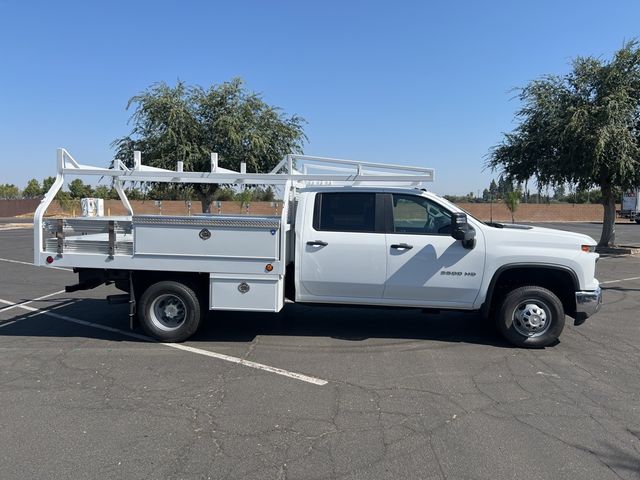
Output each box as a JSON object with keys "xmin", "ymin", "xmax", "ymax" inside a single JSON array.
[
  {"xmin": 487, "ymin": 41, "xmax": 640, "ymax": 246},
  {"xmin": 22, "ymin": 179, "xmax": 42, "ymax": 198},
  {"xmin": 0, "ymin": 184, "xmax": 20, "ymax": 199},
  {"xmin": 68, "ymin": 179, "xmax": 93, "ymax": 198},
  {"xmin": 112, "ymin": 78, "xmax": 307, "ymax": 212}
]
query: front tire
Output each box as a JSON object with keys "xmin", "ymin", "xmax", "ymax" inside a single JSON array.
[
  {"xmin": 138, "ymin": 281, "xmax": 203, "ymax": 342},
  {"xmin": 496, "ymin": 286, "xmax": 565, "ymax": 348}
]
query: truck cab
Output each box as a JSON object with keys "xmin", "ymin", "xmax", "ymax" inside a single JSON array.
[{"xmin": 293, "ymin": 187, "xmax": 601, "ymax": 347}]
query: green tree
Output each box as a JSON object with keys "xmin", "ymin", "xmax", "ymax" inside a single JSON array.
[
  {"xmin": 489, "ymin": 179, "xmax": 498, "ymax": 199},
  {"xmin": 505, "ymin": 190, "xmax": 521, "ymax": 223},
  {"xmin": 125, "ymin": 187, "xmax": 144, "ymax": 200},
  {"xmin": 41, "ymin": 176, "xmax": 72, "ymax": 203},
  {"xmin": 213, "ymin": 188, "xmax": 235, "ymax": 201},
  {"xmin": 42, "ymin": 176, "xmax": 56, "ymax": 194},
  {"xmin": 488, "ymin": 41, "xmax": 640, "ymax": 246},
  {"xmin": 554, "ymin": 184, "xmax": 566, "ymax": 201},
  {"xmin": 237, "ymin": 188, "xmax": 253, "ymax": 211},
  {"xmin": 496, "ymin": 175, "xmax": 514, "ymax": 200},
  {"xmin": 0, "ymin": 184, "xmax": 20, "ymax": 199},
  {"xmin": 68, "ymin": 179, "xmax": 93, "ymax": 198},
  {"xmin": 93, "ymin": 185, "xmax": 111, "ymax": 198},
  {"xmin": 260, "ymin": 186, "xmax": 275, "ymax": 202},
  {"xmin": 112, "ymin": 78, "xmax": 306, "ymax": 213},
  {"xmin": 22, "ymin": 179, "xmax": 42, "ymax": 198}
]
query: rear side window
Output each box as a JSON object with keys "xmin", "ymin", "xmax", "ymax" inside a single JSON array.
[{"xmin": 314, "ymin": 193, "xmax": 376, "ymax": 232}]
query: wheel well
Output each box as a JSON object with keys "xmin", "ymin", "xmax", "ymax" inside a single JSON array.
[
  {"xmin": 131, "ymin": 271, "xmax": 209, "ymax": 300},
  {"xmin": 486, "ymin": 266, "xmax": 577, "ymax": 318},
  {"xmin": 284, "ymin": 262, "xmax": 295, "ymax": 301}
]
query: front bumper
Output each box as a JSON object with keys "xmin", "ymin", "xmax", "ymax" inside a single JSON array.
[{"xmin": 574, "ymin": 286, "xmax": 602, "ymax": 325}]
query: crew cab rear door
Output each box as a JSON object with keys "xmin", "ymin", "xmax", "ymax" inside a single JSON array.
[
  {"xmin": 296, "ymin": 191, "xmax": 387, "ymax": 301},
  {"xmin": 383, "ymin": 193, "xmax": 484, "ymax": 307}
]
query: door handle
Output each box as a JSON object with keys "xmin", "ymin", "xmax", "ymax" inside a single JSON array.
[
  {"xmin": 391, "ymin": 243, "xmax": 413, "ymax": 250},
  {"xmin": 307, "ymin": 240, "xmax": 328, "ymax": 247}
]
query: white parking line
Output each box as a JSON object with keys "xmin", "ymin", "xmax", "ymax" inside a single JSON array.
[
  {"xmin": 163, "ymin": 343, "xmax": 328, "ymax": 385},
  {"xmin": 0, "ymin": 225, "xmax": 33, "ymax": 231},
  {"xmin": 0, "ymin": 289, "xmax": 67, "ymax": 314},
  {"xmin": 0, "ymin": 296, "xmax": 76, "ymax": 328},
  {"xmin": 600, "ymin": 276, "xmax": 640, "ymax": 285},
  {"xmin": 0, "ymin": 257, "xmax": 72, "ymax": 272},
  {"xmin": 0, "ymin": 297, "xmax": 328, "ymax": 386}
]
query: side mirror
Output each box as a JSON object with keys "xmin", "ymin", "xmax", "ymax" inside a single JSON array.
[{"xmin": 451, "ymin": 212, "xmax": 476, "ymax": 249}]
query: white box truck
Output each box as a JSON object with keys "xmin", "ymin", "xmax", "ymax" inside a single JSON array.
[
  {"xmin": 80, "ymin": 197, "xmax": 104, "ymax": 217},
  {"xmin": 34, "ymin": 149, "xmax": 602, "ymax": 348},
  {"xmin": 619, "ymin": 190, "xmax": 640, "ymax": 223}
]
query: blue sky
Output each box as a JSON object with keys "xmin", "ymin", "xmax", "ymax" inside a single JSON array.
[{"xmin": 1, "ymin": 0, "xmax": 639, "ymax": 195}]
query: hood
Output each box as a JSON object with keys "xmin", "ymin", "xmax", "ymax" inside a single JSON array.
[{"xmin": 483, "ymin": 222, "xmax": 597, "ymax": 247}]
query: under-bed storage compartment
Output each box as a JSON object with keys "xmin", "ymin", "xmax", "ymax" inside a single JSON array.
[{"xmin": 210, "ymin": 274, "xmax": 284, "ymax": 312}]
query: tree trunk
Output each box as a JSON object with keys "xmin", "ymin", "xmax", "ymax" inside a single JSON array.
[
  {"xmin": 195, "ymin": 185, "xmax": 218, "ymax": 214},
  {"xmin": 599, "ymin": 185, "xmax": 616, "ymax": 247},
  {"xmin": 198, "ymin": 193, "xmax": 213, "ymax": 214}
]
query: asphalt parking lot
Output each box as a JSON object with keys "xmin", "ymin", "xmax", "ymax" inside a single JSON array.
[{"xmin": 1, "ymin": 222, "xmax": 639, "ymax": 479}]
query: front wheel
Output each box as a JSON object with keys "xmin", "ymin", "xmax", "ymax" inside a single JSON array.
[
  {"xmin": 496, "ymin": 286, "xmax": 565, "ymax": 348},
  {"xmin": 138, "ymin": 281, "xmax": 203, "ymax": 342}
]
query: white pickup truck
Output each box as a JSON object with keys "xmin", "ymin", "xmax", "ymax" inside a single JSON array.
[{"xmin": 34, "ymin": 149, "xmax": 602, "ymax": 348}]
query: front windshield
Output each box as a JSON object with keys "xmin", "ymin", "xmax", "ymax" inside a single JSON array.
[{"xmin": 435, "ymin": 195, "xmax": 487, "ymax": 226}]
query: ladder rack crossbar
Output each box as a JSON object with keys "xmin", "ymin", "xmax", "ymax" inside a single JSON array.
[
  {"xmin": 56, "ymin": 149, "xmax": 435, "ymax": 185},
  {"xmin": 285, "ymin": 154, "xmax": 434, "ymax": 174}
]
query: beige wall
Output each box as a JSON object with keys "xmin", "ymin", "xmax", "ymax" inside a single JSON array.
[
  {"xmin": 458, "ymin": 202, "xmax": 610, "ymax": 222},
  {"xmin": 0, "ymin": 198, "xmax": 623, "ymax": 223},
  {"xmin": 30, "ymin": 199, "xmax": 283, "ymax": 217}
]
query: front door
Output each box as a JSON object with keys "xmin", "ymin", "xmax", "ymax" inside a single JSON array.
[
  {"xmin": 383, "ymin": 193, "xmax": 485, "ymax": 308},
  {"xmin": 297, "ymin": 191, "xmax": 387, "ymax": 301}
]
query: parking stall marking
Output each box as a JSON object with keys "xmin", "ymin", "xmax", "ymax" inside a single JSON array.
[
  {"xmin": 0, "ymin": 289, "xmax": 67, "ymax": 314},
  {"xmin": 0, "ymin": 296, "xmax": 328, "ymax": 386},
  {"xmin": 161, "ymin": 343, "xmax": 328, "ymax": 386},
  {"xmin": 600, "ymin": 276, "xmax": 640, "ymax": 285},
  {"xmin": 0, "ymin": 225, "xmax": 32, "ymax": 231}
]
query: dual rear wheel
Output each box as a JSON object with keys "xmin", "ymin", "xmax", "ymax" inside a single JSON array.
[{"xmin": 138, "ymin": 281, "xmax": 203, "ymax": 342}]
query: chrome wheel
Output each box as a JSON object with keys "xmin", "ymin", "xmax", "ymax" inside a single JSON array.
[
  {"xmin": 512, "ymin": 300, "xmax": 551, "ymax": 337},
  {"xmin": 149, "ymin": 294, "xmax": 187, "ymax": 332}
]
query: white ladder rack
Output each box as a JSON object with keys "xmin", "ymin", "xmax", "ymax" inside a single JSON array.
[
  {"xmin": 34, "ymin": 148, "xmax": 434, "ymax": 259},
  {"xmin": 51, "ymin": 149, "xmax": 434, "ymax": 186}
]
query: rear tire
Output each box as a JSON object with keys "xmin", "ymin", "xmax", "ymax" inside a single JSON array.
[
  {"xmin": 138, "ymin": 280, "xmax": 202, "ymax": 342},
  {"xmin": 496, "ymin": 286, "xmax": 565, "ymax": 348}
]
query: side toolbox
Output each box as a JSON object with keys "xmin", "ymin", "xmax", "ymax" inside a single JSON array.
[{"xmin": 210, "ymin": 274, "xmax": 284, "ymax": 312}]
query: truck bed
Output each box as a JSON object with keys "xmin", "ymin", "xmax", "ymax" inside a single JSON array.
[{"xmin": 41, "ymin": 215, "xmax": 284, "ymax": 274}]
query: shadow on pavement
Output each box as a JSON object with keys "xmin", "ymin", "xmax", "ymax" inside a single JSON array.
[
  {"xmin": 602, "ymin": 286, "xmax": 640, "ymax": 293},
  {"xmin": 195, "ymin": 303, "xmax": 510, "ymax": 348},
  {"xmin": 0, "ymin": 298, "xmax": 510, "ymax": 348},
  {"xmin": 590, "ymin": 439, "xmax": 640, "ymax": 478}
]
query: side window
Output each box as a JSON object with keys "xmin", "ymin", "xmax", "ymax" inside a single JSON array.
[
  {"xmin": 314, "ymin": 192, "xmax": 376, "ymax": 232},
  {"xmin": 392, "ymin": 194, "xmax": 452, "ymax": 235}
]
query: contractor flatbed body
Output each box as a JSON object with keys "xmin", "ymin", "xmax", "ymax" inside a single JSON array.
[{"xmin": 34, "ymin": 149, "xmax": 601, "ymax": 347}]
